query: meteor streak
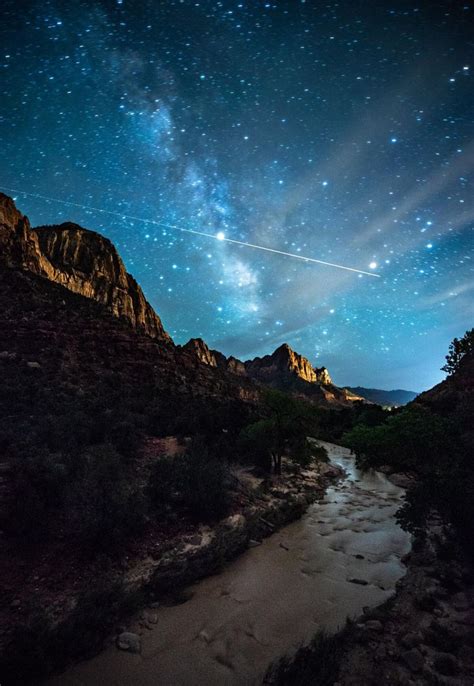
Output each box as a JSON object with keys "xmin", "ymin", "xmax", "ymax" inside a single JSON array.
[{"xmin": 0, "ymin": 186, "xmax": 381, "ymax": 277}]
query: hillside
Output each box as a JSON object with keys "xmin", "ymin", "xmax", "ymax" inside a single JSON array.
[{"xmin": 347, "ymin": 386, "xmax": 418, "ymax": 407}]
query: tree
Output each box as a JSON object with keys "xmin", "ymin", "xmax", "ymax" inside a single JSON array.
[
  {"xmin": 441, "ymin": 328, "xmax": 474, "ymax": 375},
  {"xmin": 342, "ymin": 404, "xmax": 449, "ymax": 472},
  {"xmin": 240, "ymin": 390, "xmax": 318, "ymax": 474}
]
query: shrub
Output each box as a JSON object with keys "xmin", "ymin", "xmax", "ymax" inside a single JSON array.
[
  {"xmin": 66, "ymin": 443, "xmax": 146, "ymax": 548},
  {"xmin": 181, "ymin": 439, "xmax": 232, "ymax": 521},
  {"xmin": 266, "ymin": 629, "xmax": 346, "ymax": 685},
  {"xmin": 147, "ymin": 438, "xmax": 232, "ymax": 522},
  {"xmin": 8, "ymin": 446, "xmax": 67, "ymax": 540},
  {"xmin": 147, "ymin": 453, "xmax": 182, "ymax": 514}
]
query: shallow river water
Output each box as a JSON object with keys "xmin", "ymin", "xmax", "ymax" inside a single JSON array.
[{"xmin": 46, "ymin": 442, "xmax": 411, "ymax": 686}]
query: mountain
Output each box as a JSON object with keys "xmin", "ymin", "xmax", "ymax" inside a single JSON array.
[
  {"xmin": 0, "ymin": 194, "xmax": 170, "ymax": 341},
  {"xmin": 245, "ymin": 343, "xmax": 332, "ymax": 385},
  {"xmin": 183, "ymin": 338, "xmax": 364, "ymax": 405},
  {"xmin": 346, "ymin": 386, "xmax": 418, "ymax": 407},
  {"xmin": 0, "ymin": 192, "xmax": 360, "ymax": 408}
]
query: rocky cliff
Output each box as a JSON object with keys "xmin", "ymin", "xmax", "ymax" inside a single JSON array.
[
  {"xmin": 0, "ymin": 194, "xmax": 170, "ymax": 341},
  {"xmin": 244, "ymin": 343, "xmax": 332, "ymax": 386},
  {"xmin": 182, "ymin": 338, "xmax": 361, "ymax": 404},
  {"xmin": 1, "ymin": 192, "xmax": 360, "ymax": 406},
  {"xmin": 182, "ymin": 338, "xmax": 247, "ymax": 376}
]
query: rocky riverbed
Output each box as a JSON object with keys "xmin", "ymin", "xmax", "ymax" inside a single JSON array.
[
  {"xmin": 43, "ymin": 442, "xmax": 411, "ymax": 686},
  {"xmin": 331, "ymin": 524, "xmax": 474, "ymax": 685}
]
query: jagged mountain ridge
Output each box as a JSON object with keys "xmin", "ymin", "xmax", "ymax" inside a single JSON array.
[
  {"xmin": 346, "ymin": 386, "xmax": 418, "ymax": 407},
  {"xmin": 0, "ymin": 194, "xmax": 170, "ymax": 341},
  {"xmin": 1, "ymin": 193, "xmax": 360, "ymax": 406},
  {"xmin": 183, "ymin": 338, "xmax": 364, "ymax": 404}
]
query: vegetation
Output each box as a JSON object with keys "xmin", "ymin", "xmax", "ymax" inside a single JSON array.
[
  {"xmin": 239, "ymin": 390, "xmax": 321, "ymax": 474},
  {"xmin": 441, "ymin": 327, "xmax": 474, "ymax": 375},
  {"xmin": 343, "ymin": 404, "xmax": 450, "ymax": 472},
  {"xmin": 342, "ymin": 332, "xmax": 474, "ymax": 545},
  {"xmin": 266, "ymin": 628, "xmax": 347, "ymax": 685},
  {"xmin": 148, "ymin": 438, "xmax": 232, "ymax": 522}
]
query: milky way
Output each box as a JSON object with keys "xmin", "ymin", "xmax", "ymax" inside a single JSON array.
[{"xmin": 1, "ymin": 0, "xmax": 473, "ymax": 390}]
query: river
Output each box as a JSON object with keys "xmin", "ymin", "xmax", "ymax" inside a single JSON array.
[{"xmin": 45, "ymin": 442, "xmax": 411, "ymax": 686}]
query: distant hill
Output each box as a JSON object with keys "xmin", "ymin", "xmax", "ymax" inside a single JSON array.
[{"xmin": 346, "ymin": 386, "xmax": 418, "ymax": 407}]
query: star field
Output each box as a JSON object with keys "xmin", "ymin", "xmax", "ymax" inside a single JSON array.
[{"xmin": 1, "ymin": 0, "xmax": 473, "ymax": 390}]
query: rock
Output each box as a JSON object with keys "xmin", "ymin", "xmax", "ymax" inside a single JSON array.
[
  {"xmin": 244, "ymin": 343, "xmax": 332, "ymax": 385},
  {"xmin": 388, "ymin": 473, "xmax": 414, "ymax": 489},
  {"xmin": 348, "ymin": 578, "xmax": 368, "ymax": 586},
  {"xmin": 27, "ymin": 361, "xmax": 41, "ymax": 369},
  {"xmin": 415, "ymin": 591, "xmax": 438, "ymax": 612},
  {"xmin": 0, "ymin": 194, "xmax": 170, "ymax": 342},
  {"xmin": 364, "ymin": 619, "xmax": 383, "ymax": 631},
  {"xmin": 400, "ymin": 631, "xmax": 423, "ymax": 649},
  {"xmin": 401, "ymin": 648, "xmax": 424, "ymax": 673},
  {"xmin": 116, "ymin": 632, "xmax": 141, "ymax": 653},
  {"xmin": 433, "ymin": 652, "xmax": 459, "ymax": 676},
  {"xmin": 146, "ymin": 613, "xmax": 158, "ymax": 625},
  {"xmin": 248, "ymin": 539, "xmax": 261, "ymax": 548},
  {"xmin": 354, "ymin": 554, "xmax": 365, "ymax": 559}
]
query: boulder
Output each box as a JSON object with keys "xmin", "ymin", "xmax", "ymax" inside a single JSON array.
[
  {"xmin": 401, "ymin": 648, "xmax": 424, "ymax": 673},
  {"xmin": 116, "ymin": 632, "xmax": 141, "ymax": 653},
  {"xmin": 400, "ymin": 631, "xmax": 423, "ymax": 649},
  {"xmin": 433, "ymin": 652, "xmax": 459, "ymax": 676}
]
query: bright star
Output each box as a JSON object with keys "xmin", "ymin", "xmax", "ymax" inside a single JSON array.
[
  {"xmin": 369, "ymin": 261, "xmax": 377, "ymax": 269},
  {"xmin": 216, "ymin": 231, "xmax": 225, "ymax": 241}
]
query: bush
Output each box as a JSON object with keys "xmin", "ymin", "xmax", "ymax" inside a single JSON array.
[
  {"xmin": 182, "ymin": 439, "xmax": 232, "ymax": 521},
  {"xmin": 8, "ymin": 446, "xmax": 67, "ymax": 540},
  {"xmin": 266, "ymin": 629, "xmax": 346, "ymax": 685},
  {"xmin": 66, "ymin": 443, "xmax": 146, "ymax": 548},
  {"xmin": 147, "ymin": 438, "xmax": 232, "ymax": 522},
  {"xmin": 147, "ymin": 453, "xmax": 182, "ymax": 514}
]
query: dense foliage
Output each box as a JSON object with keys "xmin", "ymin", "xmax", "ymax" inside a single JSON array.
[
  {"xmin": 342, "ymin": 336, "xmax": 474, "ymax": 546},
  {"xmin": 239, "ymin": 390, "xmax": 324, "ymax": 473},
  {"xmin": 148, "ymin": 438, "xmax": 232, "ymax": 521}
]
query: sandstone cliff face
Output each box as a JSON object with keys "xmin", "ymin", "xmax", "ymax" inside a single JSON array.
[
  {"xmin": 0, "ymin": 194, "xmax": 170, "ymax": 342},
  {"xmin": 245, "ymin": 343, "xmax": 332, "ymax": 386},
  {"xmin": 180, "ymin": 337, "xmax": 357, "ymax": 403},
  {"xmin": 1, "ymin": 193, "xmax": 359, "ymax": 407},
  {"xmin": 34, "ymin": 223, "xmax": 170, "ymax": 341},
  {"xmin": 182, "ymin": 338, "xmax": 248, "ymax": 377},
  {"xmin": 0, "ymin": 193, "xmax": 44, "ymax": 273},
  {"xmin": 183, "ymin": 338, "xmax": 219, "ymax": 366}
]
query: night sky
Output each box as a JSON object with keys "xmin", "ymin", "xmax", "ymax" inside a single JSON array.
[{"xmin": 1, "ymin": 1, "xmax": 473, "ymax": 391}]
